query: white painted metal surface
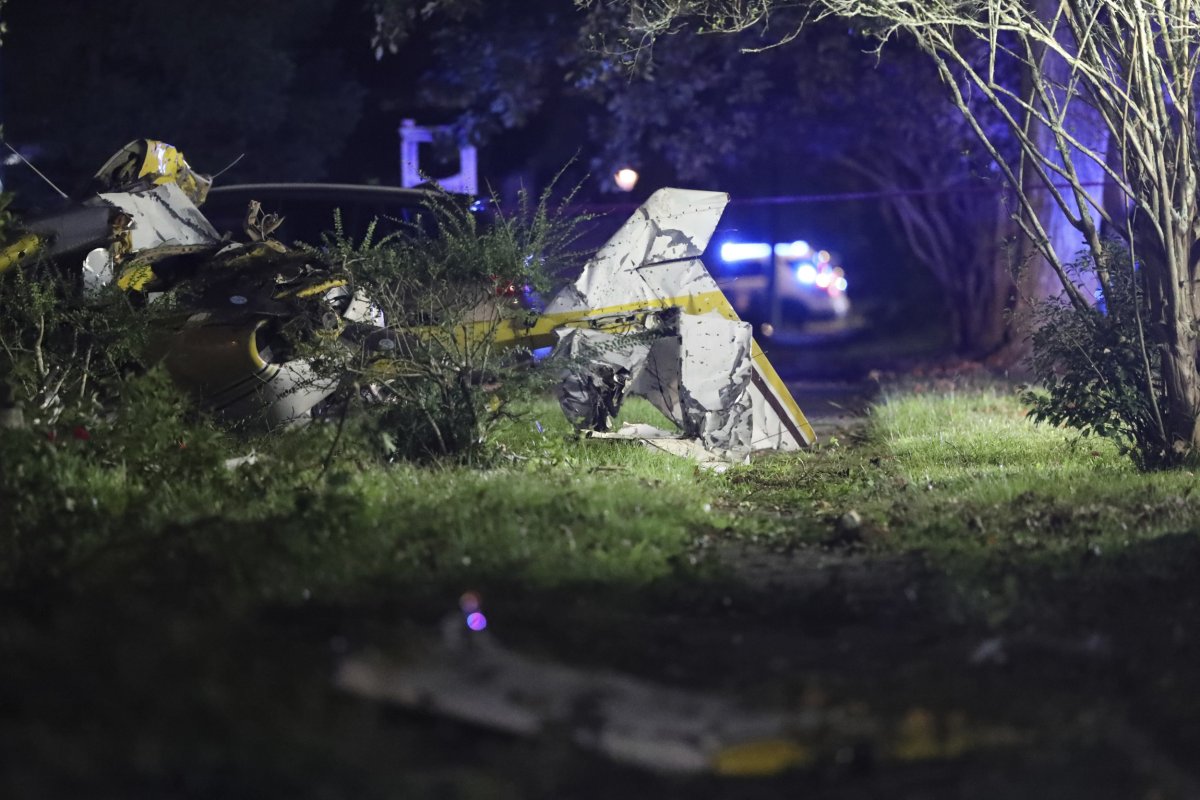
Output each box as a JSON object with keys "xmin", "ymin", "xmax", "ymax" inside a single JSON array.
[
  {"xmin": 546, "ymin": 188, "xmax": 814, "ymax": 458},
  {"xmin": 99, "ymin": 183, "xmax": 220, "ymax": 250}
]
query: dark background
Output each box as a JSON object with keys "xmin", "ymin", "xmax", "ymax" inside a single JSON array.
[{"xmin": 0, "ymin": 0, "xmax": 949, "ymax": 332}]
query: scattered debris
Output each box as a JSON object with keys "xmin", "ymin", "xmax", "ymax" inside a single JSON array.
[
  {"xmin": 222, "ymin": 450, "xmax": 259, "ymax": 470},
  {"xmin": 969, "ymin": 636, "xmax": 1009, "ymax": 666},
  {"xmin": 335, "ymin": 615, "xmax": 1029, "ymax": 776},
  {"xmin": 969, "ymin": 632, "xmax": 1115, "ymax": 667},
  {"xmin": 585, "ymin": 423, "xmax": 735, "ymax": 471},
  {"xmin": 838, "ymin": 509, "xmax": 863, "ymax": 532},
  {"xmin": 1, "ymin": 142, "xmax": 814, "ymax": 455},
  {"xmin": 335, "ymin": 616, "xmax": 831, "ymax": 775}
]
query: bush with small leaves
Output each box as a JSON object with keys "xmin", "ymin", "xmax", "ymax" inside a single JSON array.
[
  {"xmin": 301, "ymin": 183, "xmax": 592, "ymax": 464},
  {"xmin": 1026, "ymin": 242, "xmax": 1172, "ymax": 469}
]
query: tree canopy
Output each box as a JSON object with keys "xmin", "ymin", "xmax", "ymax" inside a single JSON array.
[{"xmin": 369, "ymin": 0, "xmax": 1018, "ymax": 349}]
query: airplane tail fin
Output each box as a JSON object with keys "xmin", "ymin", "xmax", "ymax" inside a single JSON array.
[{"xmin": 546, "ymin": 188, "xmax": 816, "ymax": 453}]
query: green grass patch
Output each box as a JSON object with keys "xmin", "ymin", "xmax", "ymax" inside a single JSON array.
[
  {"xmin": 10, "ymin": 379, "xmax": 1199, "ymax": 605},
  {"xmin": 0, "ymin": 390, "xmax": 720, "ymax": 604},
  {"xmin": 728, "ymin": 384, "xmax": 1200, "ymax": 561}
]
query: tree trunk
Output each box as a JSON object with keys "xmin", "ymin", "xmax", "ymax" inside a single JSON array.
[
  {"xmin": 1160, "ymin": 331, "xmax": 1200, "ymax": 457},
  {"xmin": 843, "ymin": 154, "xmax": 1014, "ymax": 359},
  {"xmin": 1156, "ymin": 234, "xmax": 1200, "ymax": 457},
  {"xmin": 995, "ymin": 0, "xmax": 1109, "ymax": 368}
]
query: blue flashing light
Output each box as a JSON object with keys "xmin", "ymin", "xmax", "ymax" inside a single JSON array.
[
  {"xmin": 774, "ymin": 240, "xmax": 812, "ymax": 259},
  {"xmin": 720, "ymin": 242, "xmax": 772, "ymax": 262},
  {"xmin": 795, "ymin": 263, "xmax": 817, "ymax": 284}
]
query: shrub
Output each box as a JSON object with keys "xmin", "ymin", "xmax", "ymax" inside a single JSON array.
[
  {"xmin": 302, "ymin": 184, "xmax": 591, "ymax": 464},
  {"xmin": 1026, "ymin": 241, "xmax": 1171, "ymax": 469},
  {"xmin": 0, "ymin": 257, "xmax": 164, "ymax": 430}
]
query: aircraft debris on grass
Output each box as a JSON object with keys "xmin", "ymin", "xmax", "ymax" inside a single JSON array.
[{"xmin": 0, "ymin": 140, "xmax": 814, "ymax": 461}]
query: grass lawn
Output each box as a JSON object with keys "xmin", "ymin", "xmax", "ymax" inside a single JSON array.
[
  {"xmin": 733, "ymin": 383, "xmax": 1200, "ymax": 557},
  {"xmin": 3, "ymin": 382, "xmax": 1199, "ymax": 798}
]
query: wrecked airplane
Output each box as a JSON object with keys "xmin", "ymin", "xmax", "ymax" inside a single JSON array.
[{"xmin": 0, "ymin": 139, "xmax": 814, "ymax": 460}]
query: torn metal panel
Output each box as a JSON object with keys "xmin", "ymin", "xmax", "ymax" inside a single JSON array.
[
  {"xmin": 554, "ymin": 312, "xmax": 758, "ymax": 459},
  {"xmin": 334, "ymin": 622, "xmax": 824, "ymax": 776},
  {"xmin": 544, "ymin": 187, "xmax": 815, "ymax": 456},
  {"xmin": 545, "ymin": 189, "xmax": 728, "ymax": 317},
  {"xmin": 92, "ymin": 139, "xmax": 213, "ymax": 205},
  {"xmin": 586, "ymin": 424, "xmax": 737, "ymax": 471},
  {"xmin": 553, "ymin": 327, "xmax": 652, "ymax": 431},
  {"xmin": 676, "ymin": 313, "xmax": 754, "ymax": 453},
  {"xmin": 98, "ymin": 183, "xmax": 220, "ymax": 251}
]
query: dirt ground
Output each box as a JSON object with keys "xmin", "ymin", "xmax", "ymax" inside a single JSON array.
[{"xmin": 467, "ymin": 503, "xmax": 1200, "ymax": 799}]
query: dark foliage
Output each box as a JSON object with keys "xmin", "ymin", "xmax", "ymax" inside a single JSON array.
[
  {"xmin": 302, "ymin": 184, "xmax": 591, "ymax": 462},
  {"xmin": 1026, "ymin": 242, "xmax": 1171, "ymax": 469}
]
